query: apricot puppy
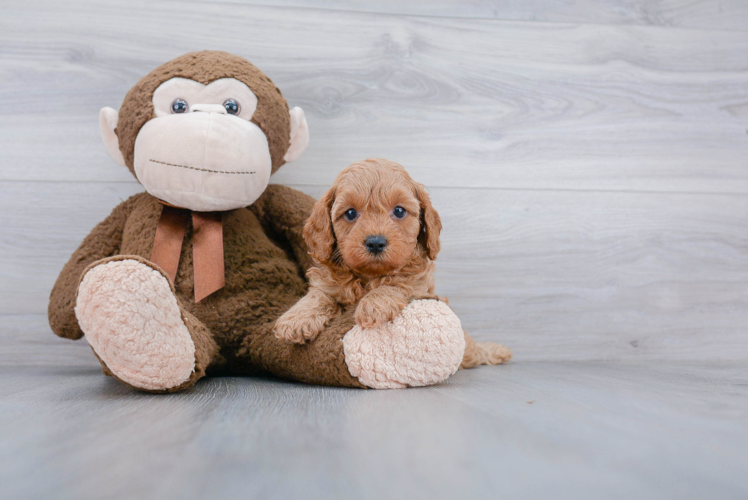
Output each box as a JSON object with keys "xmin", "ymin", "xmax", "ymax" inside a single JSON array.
[
  {"xmin": 274, "ymin": 158, "xmax": 512, "ymax": 369},
  {"xmin": 274, "ymin": 158, "xmax": 440, "ymax": 343}
]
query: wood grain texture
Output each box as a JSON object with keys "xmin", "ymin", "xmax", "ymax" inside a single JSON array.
[
  {"xmin": 4, "ymin": 182, "xmax": 747, "ymax": 361},
  {"xmin": 2, "ymin": 0, "xmax": 748, "ymax": 193},
  {"xmin": 1, "ymin": 1, "xmax": 747, "ymax": 361},
  {"xmin": 2, "ymin": 1, "xmax": 748, "ymax": 496},
  {"xmin": 195, "ymin": 0, "xmax": 748, "ymax": 31},
  {"xmin": 1, "ymin": 363, "xmax": 746, "ymax": 499}
]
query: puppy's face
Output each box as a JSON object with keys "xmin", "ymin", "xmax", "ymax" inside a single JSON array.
[
  {"xmin": 331, "ymin": 170, "xmax": 422, "ymax": 275},
  {"xmin": 304, "ymin": 159, "xmax": 442, "ymax": 275}
]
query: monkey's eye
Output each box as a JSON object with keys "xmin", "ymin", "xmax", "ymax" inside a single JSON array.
[
  {"xmin": 393, "ymin": 206, "xmax": 407, "ymax": 219},
  {"xmin": 171, "ymin": 98, "xmax": 188, "ymax": 114},
  {"xmin": 223, "ymin": 99, "xmax": 240, "ymax": 115},
  {"xmin": 343, "ymin": 208, "xmax": 358, "ymax": 221}
]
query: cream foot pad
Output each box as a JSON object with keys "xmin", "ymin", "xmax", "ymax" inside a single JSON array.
[
  {"xmin": 343, "ymin": 300, "xmax": 465, "ymax": 389},
  {"xmin": 75, "ymin": 259, "xmax": 195, "ymax": 391}
]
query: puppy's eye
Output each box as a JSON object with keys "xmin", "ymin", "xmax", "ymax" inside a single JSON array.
[
  {"xmin": 344, "ymin": 208, "xmax": 358, "ymax": 221},
  {"xmin": 171, "ymin": 99, "xmax": 188, "ymax": 114},
  {"xmin": 223, "ymin": 98, "xmax": 240, "ymax": 115},
  {"xmin": 393, "ymin": 206, "xmax": 407, "ymax": 219}
]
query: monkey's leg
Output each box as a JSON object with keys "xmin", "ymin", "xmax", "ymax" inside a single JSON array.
[
  {"xmin": 238, "ymin": 309, "xmax": 367, "ymax": 388},
  {"xmin": 75, "ymin": 256, "xmax": 219, "ymax": 393},
  {"xmin": 239, "ymin": 299, "xmax": 467, "ymax": 389}
]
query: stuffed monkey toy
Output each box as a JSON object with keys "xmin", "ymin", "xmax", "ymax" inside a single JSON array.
[{"xmin": 49, "ymin": 51, "xmax": 473, "ymax": 392}]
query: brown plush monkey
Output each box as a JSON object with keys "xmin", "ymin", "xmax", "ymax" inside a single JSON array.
[{"xmin": 49, "ymin": 51, "xmax": 472, "ymax": 392}]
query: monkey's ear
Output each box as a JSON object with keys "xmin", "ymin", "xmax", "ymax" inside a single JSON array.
[
  {"xmin": 283, "ymin": 106, "xmax": 309, "ymax": 163},
  {"xmin": 99, "ymin": 107, "xmax": 126, "ymax": 167}
]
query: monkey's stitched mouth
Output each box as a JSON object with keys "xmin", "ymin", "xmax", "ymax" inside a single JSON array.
[{"xmin": 150, "ymin": 159, "xmax": 256, "ymax": 175}]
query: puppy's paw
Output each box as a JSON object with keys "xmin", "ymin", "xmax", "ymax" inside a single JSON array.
[
  {"xmin": 274, "ymin": 308, "xmax": 328, "ymax": 344},
  {"xmin": 354, "ymin": 295, "xmax": 406, "ymax": 329}
]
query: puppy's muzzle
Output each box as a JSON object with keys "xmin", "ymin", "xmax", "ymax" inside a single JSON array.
[{"xmin": 365, "ymin": 235, "xmax": 387, "ymax": 255}]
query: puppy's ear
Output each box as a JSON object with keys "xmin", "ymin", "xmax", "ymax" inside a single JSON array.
[
  {"xmin": 413, "ymin": 182, "xmax": 442, "ymax": 260},
  {"xmin": 304, "ymin": 186, "xmax": 336, "ymax": 263}
]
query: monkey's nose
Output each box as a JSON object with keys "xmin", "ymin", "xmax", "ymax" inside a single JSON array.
[
  {"xmin": 365, "ymin": 235, "xmax": 387, "ymax": 255},
  {"xmin": 191, "ymin": 104, "xmax": 227, "ymax": 114}
]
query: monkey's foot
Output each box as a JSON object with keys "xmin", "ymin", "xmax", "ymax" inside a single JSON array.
[
  {"xmin": 75, "ymin": 258, "xmax": 196, "ymax": 391},
  {"xmin": 342, "ymin": 300, "xmax": 465, "ymax": 389}
]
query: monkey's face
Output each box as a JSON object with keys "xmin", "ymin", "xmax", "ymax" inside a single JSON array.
[
  {"xmin": 132, "ymin": 77, "xmax": 271, "ymax": 211},
  {"xmin": 99, "ymin": 51, "xmax": 309, "ymax": 212}
]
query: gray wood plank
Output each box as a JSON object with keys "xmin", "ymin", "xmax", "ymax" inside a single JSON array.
[
  {"xmin": 4, "ymin": 182, "xmax": 747, "ymax": 361},
  {"xmin": 0, "ymin": 315, "xmax": 99, "ymax": 370},
  {"xmin": 1, "ymin": 362, "xmax": 746, "ymax": 499},
  {"xmin": 193, "ymin": 0, "xmax": 748, "ymax": 32},
  {"xmin": 1, "ymin": 3, "xmax": 747, "ymax": 497},
  {"xmin": 2, "ymin": 0, "xmax": 748, "ymax": 193}
]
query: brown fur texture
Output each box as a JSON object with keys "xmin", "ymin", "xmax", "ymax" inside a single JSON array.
[
  {"xmin": 49, "ymin": 186, "xmax": 365, "ymax": 388},
  {"xmin": 49, "ymin": 52, "xmax": 367, "ymax": 390},
  {"xmin": 274, "ymin": 159, "xmax": 512, "ymax": 369},
  {"xmin": 116, "ymin": 51, "xmax": 291, "ymax": 174},
  {"xmin": 83, "ymin": 254, "xmax": 222, "ymax": 394}
]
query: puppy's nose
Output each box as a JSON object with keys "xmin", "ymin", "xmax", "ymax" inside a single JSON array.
[{"xmin": 365, "ymin": 235, "xmax": 387, "ymax": 255}]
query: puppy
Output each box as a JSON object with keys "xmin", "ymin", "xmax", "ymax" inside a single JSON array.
[{"xmin": 274, "ymin": 158, "xmax": 511, "ymax": 369}]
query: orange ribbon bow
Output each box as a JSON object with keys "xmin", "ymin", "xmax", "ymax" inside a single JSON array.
[{"xmin": 151, "ymin": 204, "xmax": 225, "ymax": 302}]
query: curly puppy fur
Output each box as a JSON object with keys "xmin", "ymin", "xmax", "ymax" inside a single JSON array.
[{"xmin": 274, "ymin": 158, "xmax": 511, "ymax": 369}]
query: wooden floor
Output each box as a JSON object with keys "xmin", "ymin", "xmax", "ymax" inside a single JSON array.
[
  {"xmin": 1, "ymin": 360, "xmax": 746, "ymax": 500},
  {"xmin": 2, "ymin": 0, "xmax": 748, "ymax": 497},
  {"xmin": 3, "ymin": 0, "xmax": 748, "ymax": 360}
]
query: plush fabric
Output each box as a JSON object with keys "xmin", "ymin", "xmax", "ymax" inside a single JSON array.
[
  {"xmin": 99, "ymin": 107, "xmax": 125, "ymax": 167},
  {"xmin": 115, "ymin": 51, "xmax": 291, "ymax": 175},
  {"xmin": 133, "ymin": 111, "xmax": 272, "ymax": 211},
  {"xmin": 76, "ymin": 258, "xmax": 197, "ymax": 391},
  {"xmin": 48, "ymin": 51, "xmax": 491, "ymax": 392},
  {"xmin": 49, "ymin": 187, "xmax": 363, "ymax": 384},
  {"xmin": 283, "ymin": 106, "xmax": 309, "ymax": 163},
  {"xmin": 343, "ymin": 300, "xmax": 465, "ymax": 389},
  {"xmin": 151, "ymin": 77, "xmax": 259, "ymax": 119}
]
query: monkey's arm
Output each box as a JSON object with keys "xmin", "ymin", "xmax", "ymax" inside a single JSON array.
[
  {"xmin": 48, "ymin": 197, "xmax": 137, "ymax": 339},
  {"xmin": 249, "ymin": 183, "xmax": 316, "ymax": 273}
]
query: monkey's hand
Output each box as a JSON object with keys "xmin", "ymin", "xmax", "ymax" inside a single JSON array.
[
  {"xmin": 274, "ymin": 290, "xmax": 339, "ymax": 344},
  {"xmin": 354, "ymin": 286, "xmax": 410, "ymax": 329}
]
